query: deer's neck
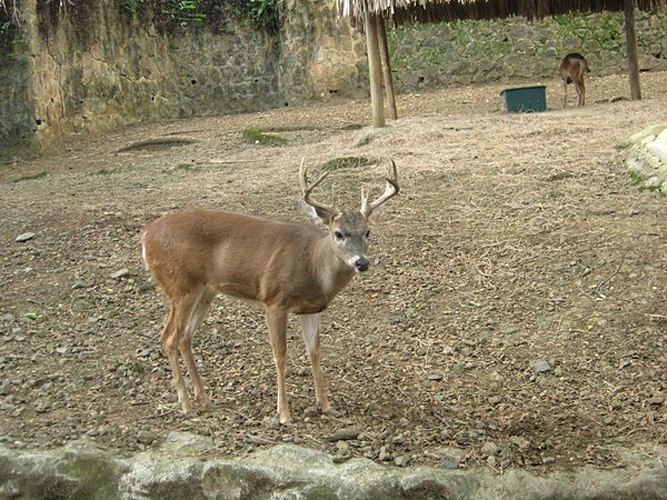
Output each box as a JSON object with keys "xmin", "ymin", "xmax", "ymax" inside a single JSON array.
[{"xmin": 314, "ymin": 237, "xmax": 355, "ymax": 300}]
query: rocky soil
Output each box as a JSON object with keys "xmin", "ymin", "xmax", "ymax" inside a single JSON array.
[{"xmin": 1, "ymin": 72, "xmax": 666, "ymax": 475}]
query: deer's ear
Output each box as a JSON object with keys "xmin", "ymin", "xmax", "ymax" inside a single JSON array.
[{"xmin": 300, "ymin": 200, "xmax": 334, "ymax": 225}]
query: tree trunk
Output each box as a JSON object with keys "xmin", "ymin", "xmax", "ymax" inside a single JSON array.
[
  {"xmin": 364, "ymin": 11, "xmax": 385, "ymax": 128},
  {"xmin": 624, "ymin": 0, "xmax": 642, "ymax": 100},
  {"xmin": 376, "ymin": 15, "xmax": 397, "ymax": 120}
]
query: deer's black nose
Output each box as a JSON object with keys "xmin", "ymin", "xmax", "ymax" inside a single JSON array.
[{"xmin": 355, "ymin": 257, "xmax": 370, "ymax": 272}]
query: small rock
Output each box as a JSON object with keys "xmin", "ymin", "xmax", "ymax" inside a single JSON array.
[
  {"xmin": 509, "ymin": 436, "xmax": 531, "ymax": 450},
  {"xmin": 436, "ymin": 446, "xmax": 465, "ymax": 463},
  {"xmin": 303, "ymin": 405, "xmax": 320, "ymax": 418},
  {"xmin": 262, "ymin": 416, "xmax": 281, "ymax": 429},
  {"xmin": 34, "ymin": 401, "xmax": 51, "ymax": 414},
  {"xmin": 71, "ymin": 280, "xmax": 88, "ymax": 290},
  {"xmin": 327, "ymin": 426, "xmax": 360, "ymax": 442},
  {"xmin": 15, "ymin": 232, "xmax": 35, "ymax": 242},
  {"xmin": 378, "ymin": 446, "xmax": 392, "ymax": 461},
  {"xmin": 137, "ymin": 430, "xmax": 158, "ymax": 445},
  {"xmin": 110, "ymin": 268, "xmax": 131, "ymax": 279},
  {"xmin": 335, "ymin": 441, "xmax": 350, "ymax": 453},
  {"xmin": 530, "ymin": 359, "xmax": 551, "ymax": 373},
  {"xmin": 246, "ymin": 436, "xmax": 272, "ymax": 445},
  {"xmin": 480, "ymin": 441, "xmax": 500, "ymax": 457},
  {"xmin": 488, "ymin": 395, "xmax": 502, "ymax": 405}
]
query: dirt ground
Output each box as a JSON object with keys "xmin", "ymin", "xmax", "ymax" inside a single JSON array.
[{"xmin": 1, "ymin": 71, "xmax": 666, "ymax": 474}]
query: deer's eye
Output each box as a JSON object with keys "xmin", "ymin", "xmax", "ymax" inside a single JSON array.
[
  {"xmin": 365, "ymin": 230, "xmax": 371, "ymax": 239},
  {"xmin": 334, "ymin": 230, "xmax": 344, "ymax": 241}
]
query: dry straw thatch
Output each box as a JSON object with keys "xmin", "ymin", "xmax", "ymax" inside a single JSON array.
[{"xmin": 336, "ymin": 0, "xmax": 666, "ymax": 24}]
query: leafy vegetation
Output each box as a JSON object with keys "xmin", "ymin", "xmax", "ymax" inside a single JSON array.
[
  {"xmin": 175, "ymin": 163, "xmax": 200, "ymax": 172},
  {"xmin": 242, "ymin": 128, "xmax": 287, "ymax": 145},
  {"xmin": 119, "ymin": 0, "xmax": 282, "ymax": 32},
  {"xmin": 13, "ymin": 171, "xmax": 48, "ymax": 183},
  {"xmin": 550, "ymin": 11, "xmax": 623, "ymax": 51},
  {"xmin": 122, "ymin": 0, "xmax": 209, "ymax": 30},
  {"xmin": 3, "ymin": 0, "xmax": 282, "ymax": 36}
]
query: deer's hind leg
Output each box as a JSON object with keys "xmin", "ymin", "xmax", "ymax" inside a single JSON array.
[
  {"xmin": 162, "ymin": 286, "xmax": 215, "ymax": 412},
  {"xmin": 575, "ymin": 74, "xmax": 586, "ymax": 106},
  {"xmin": 265, "ymin": 306, "xmax": 291, "ymax": 423}
]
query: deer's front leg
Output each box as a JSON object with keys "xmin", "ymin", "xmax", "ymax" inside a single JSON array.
[
  {"xmin": 266, "ymin": 306, "xmax": 291, "ymax": 423},
  {"xmin": 300, "ymin": 313, "xmax": 330, "ymax": 414}
]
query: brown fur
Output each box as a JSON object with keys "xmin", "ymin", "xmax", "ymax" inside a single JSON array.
[
  {"xmin": 560, "ymin": 53, "xmax": 590, "ymax": 107},
  {"xmin": 141, "ymin": 163, "xmax": 399, "ymax": 423}
]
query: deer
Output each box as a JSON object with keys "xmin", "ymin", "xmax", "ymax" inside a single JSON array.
[
  {"xmin": 141, "ymin": 160, "xmax": 399, "ymax": 424},
  {"xmin": 559, "ymin": 52, "xmax": 590, "ymax": 107}
]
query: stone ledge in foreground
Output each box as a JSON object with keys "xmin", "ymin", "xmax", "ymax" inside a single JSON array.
[{"xmin": 0, "ymin": 432, "xmax": 666, "ymax": 500}]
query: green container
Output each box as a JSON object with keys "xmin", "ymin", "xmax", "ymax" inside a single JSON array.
[{"xmin": 501, "ymin": 85, "xmax": 547, "ymax": 113}]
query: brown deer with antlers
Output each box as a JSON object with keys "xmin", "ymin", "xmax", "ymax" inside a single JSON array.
[
  {"xmin": 141, "ymin": 160, "xmax": 399, "ymax": 423},
  {"xmin": 559, "ymin": 52, "xmax": 590, "ymax": 107}
]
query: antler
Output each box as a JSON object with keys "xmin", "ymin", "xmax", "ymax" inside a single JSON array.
[
  {"xmin": 360, "ymin": 160, "xmax": 400, "ymax": 218},
  {"xmin": 299, "ymin": 160, "xmax": 339, "ymax": 217}
]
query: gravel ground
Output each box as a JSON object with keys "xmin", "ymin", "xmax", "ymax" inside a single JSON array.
[{"xmin": 1, "ymin": 71, "xmax": 666, "ymax": 473}]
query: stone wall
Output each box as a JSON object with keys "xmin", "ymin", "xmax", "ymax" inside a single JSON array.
[
  {"xmin": 0, "ymin": 17, "xmax": 37, "ymax": 159},
  {"xmin": 280, "ymin": 0, "xmax": 368, "ymax": 103},
  {"xmin": 387, "ymin": 10, "xmax": 667, "ymax": 92},
  {"xmin": 0, "ymin": 0, "xmax": 363, "ymax": 161}
]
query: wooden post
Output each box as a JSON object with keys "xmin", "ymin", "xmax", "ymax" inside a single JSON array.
[
  {"xmin": 376, "ymin": 15, "xmax": 397, "ymax": 120},
  {"xmin": 364, "ymin": 11, "xmax": 385, "ymax": 128},
  {"xmin": 624, "ymin": 0, "xmax": 642, "ymax": 100}
]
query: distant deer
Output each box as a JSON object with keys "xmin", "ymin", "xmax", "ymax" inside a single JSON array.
[
  {"xmin": 559, "ymin": 53, "xmax": 590, "ymax": 107},
  {"xmin": 141, "ymin": 160, "xmax": 399, "ymax": 423}
]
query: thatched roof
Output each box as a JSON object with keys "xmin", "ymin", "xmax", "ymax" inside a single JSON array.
[{"xmin": 336, "ymin": 0, "xmax": 666, "ymax": 24}]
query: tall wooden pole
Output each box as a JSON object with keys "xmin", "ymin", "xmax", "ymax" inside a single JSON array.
[
  {"xmin": 624, "ymin": 0, "xmax": 642, "ymax": 100},
  {"xmin": 376, "ymin": 15, "xmax": 397, "ymax": 120},
  {"xmin": 364, "ymin": 11, "xmax": 385, "ymax": 128}
]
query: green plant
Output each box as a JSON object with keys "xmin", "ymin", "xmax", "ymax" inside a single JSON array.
[
  {"xmin": 175, "ymin": 163, "xmax": 200, "ymax": 171},
  {"xmin": 0, "ymin": 2, "xmax": 23, "ymax": 47},
  {"xmin": 242, "ymin": 128, "xmax": 287, "ymax": 145},
  {"xmin": 122, "ymin": 0, "xmax": 207, "ymax": 29},
  {"xmin": 249, "ymin": 0, "xmax": 281, "ymax": 30},
  {"xmin": 160, "ymin": 0, "xmax": 206, "ymax": 25},
  {"xmin": 228, "ymin": 0, "xmax": 281, "ymax": 32},
  {"xmin": 123, "ymin": 0, "xmax": 146, "ymax": 15},
  {"xmin": 13, "ymin": 171, "xmax": 48, "ymax": 183}
]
